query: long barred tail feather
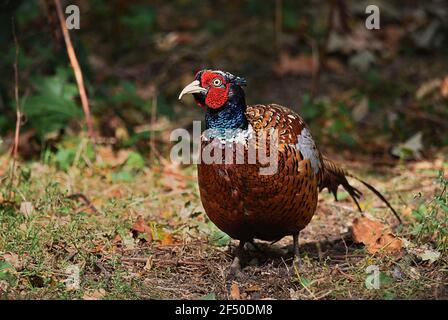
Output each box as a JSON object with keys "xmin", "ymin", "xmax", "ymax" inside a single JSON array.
[
  {"xmin": 346, "ymin": 173, "xmax": 402, "ymax": 224},
  {"xmin": 319, "ymin": 157, "xmax": 402, "ymax": 224}
]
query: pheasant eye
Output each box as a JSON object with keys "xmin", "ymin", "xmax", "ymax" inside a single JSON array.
[{"xmin": 212, "ymin": 78, "xmax": 222, "ymax": 87}]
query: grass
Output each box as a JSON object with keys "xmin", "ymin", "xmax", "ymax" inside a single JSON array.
[{"xmin": 0, "ymin": 151, "xmax": 447, "ymax": 300}]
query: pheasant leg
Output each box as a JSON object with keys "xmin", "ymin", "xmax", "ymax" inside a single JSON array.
[
  {"xmin": 293, "ymin": 232, "xmax": 301, "ymax": 269},
  {"xmin": 229, "ymin": 241, "xmax": 245, "ymax": 277}
]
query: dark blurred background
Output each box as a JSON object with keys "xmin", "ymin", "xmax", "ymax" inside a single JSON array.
[{"xmin": 0, "ymin": 0, "xmax": 447, "ymax": 165}]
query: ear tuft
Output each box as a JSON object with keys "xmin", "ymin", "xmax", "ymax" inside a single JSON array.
[
  {"xmin": 234, "ymin": 76, "xmax": 247, "ymax": 86},
  {"xmin": 225, "ymin": 72, "xmax": 247, "ymax": 86}
]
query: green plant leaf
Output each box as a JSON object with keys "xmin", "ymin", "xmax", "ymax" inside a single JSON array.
[
  {"xmin": 55, "ymin": 148, "xmax": 76, "ymax": 171},
  {"xmin": 200, "ymin": 292, "xmax": 216, "ymax": 300},
  {"xmin": 124, "ymin": 152, "xmax": 145, "ymax": 170},
  {"xmin": 209, "ymin": 227, "xmax": 231, "ymax": 247},
  {"xmin": 112, "ymin": 170, "xmax": 135, "ymax": 182},
  {"xmin": 0, "ymin": 261, "xmax": 16, "ymax": 285}
]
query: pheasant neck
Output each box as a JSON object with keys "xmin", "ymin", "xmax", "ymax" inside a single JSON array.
[{"xmin": 205, "ymin": 92, "xmax": 248, "ymax": 138}]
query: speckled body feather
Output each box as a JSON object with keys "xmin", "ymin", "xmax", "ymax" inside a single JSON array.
[{"xmin": 198, "ymin": 104, "xmax": 329, "ymax": 242}]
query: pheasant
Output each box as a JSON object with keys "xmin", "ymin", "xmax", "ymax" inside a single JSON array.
[{"xmin": 179, "ymin": 69, "xmax": 399, "ymax": 274}]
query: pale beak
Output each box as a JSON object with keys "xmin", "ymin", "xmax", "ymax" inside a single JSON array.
[{"xmin": 178, "ymin": 80, "xmax": 207, "ymax": 100}]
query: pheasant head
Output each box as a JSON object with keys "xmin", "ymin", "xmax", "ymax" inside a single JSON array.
[{"xmin": 179, "ymin": 69, "xmax": 248, "ymax": 130}]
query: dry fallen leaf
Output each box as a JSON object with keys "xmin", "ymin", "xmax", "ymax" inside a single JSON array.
[
  {"xmin": 161, "ymin": 233, "xmax": 174, "ymax": 246},
  {"xmin": 144, "ymin": 256, "xmax": 153, "ymax": 271},
  {"xmin": 230, "ymin": 282, "xmax": 241, "ymax": 300},
  {"xmin": 419, "ymin": 249, "xmax": 441, "ymax": 264},
  {"xmin": 383, "ymin": 25, "xmax": 406, "ymax": 48},
  {"xmin": 328, "ymin": 28, "xmax": 383, "ymax": 54},
  {"xmin": 161, "ymin": 175, "xmax": 187, "ymax": 191},
  {"xmin": 245, "ymin": 284, "xmax": 261, "ymax": 292},
  {"xmin": 416, "ymin": 78, "xmax": 441, "ymax": 100},
  {"xmin": 131, "ymin": 215, "xmax": 153, "ymax": 242},
  {"xmin": 112, "ymin": 234, "xmax": 122, "ymax": 244},
  {"xmin": 352, "ymin": 216, "xmax": 402, "ymax": 255},
  {"xmin": 440, "ymin": 76, "xmax": 448, "ymax": 98},
  {"xmin": 107, "ymin": 187, "xmax": 124, "ymax": 199},
  {"xmin": 325, "ymin": 58, "xmax": 345, "ymax": 74},
  {"xmin": 2, "ymin": 252, "xmax": 22, "ymax": 270},
  {"xmin": 402, "ymin": 239, "xmax": 441, "ymax": 264},
  {"xmin": 97, "ymin": 146, "xmax": 129, "ymax": 167},
  {"xmin": 20, "ymin": 202, "xmax": 34, "ymax": 218},
  {"xmin": 401, "ymin": 207, "xmax": 413, "ymax": 217},
  {"xmin": 352, "ymin": 97, "xmax": 369, "ymax": 122},
  {"xmin": 83, "ymin": 288, "xmax": 106, "ymax": 300},
  {"xmin": 275, "ymin": 52, "xmax": 315, "ymax": 76},
  {"xmin": 391, "ymin": 132, "xmax": 423, "ymax": 160},
  {"xmin": 160, "ymin": 163, "xmax": 188, "ymax": 191}
]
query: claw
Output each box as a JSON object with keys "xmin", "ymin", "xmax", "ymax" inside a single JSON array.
[
  {"xmin": 228, "ymin": 241, "xmax": 246, "ymax": 279},
  {"xmin": 228, "ymin": 256, "xmax": 244, "ymax": 279}
]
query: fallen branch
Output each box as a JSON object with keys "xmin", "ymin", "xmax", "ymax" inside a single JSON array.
[{"xmin": 54, "ymin": 0, "xmax": 96, "ymax": 151}]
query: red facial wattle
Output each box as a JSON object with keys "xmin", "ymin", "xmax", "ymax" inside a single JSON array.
[
  {"xmin": 205, "ymin": 85, "xmax": 230, "ymax": 109},
  {"xmin": 200, "ymin": 72, "xmax": 230, "ymax": 109}
]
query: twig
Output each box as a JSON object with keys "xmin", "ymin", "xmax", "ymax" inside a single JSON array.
[
  {"xmin": 149, "ymin": 95, "xmax": 160, "ymax": 162},
  {"xmin": 11, "ymin": 19, "xmax": 21, "ymax": 163},
  {"xmin": 8, "ymin": 17, "xmax": 21, "ymax": 199},
  {"xmin": 54, "ymin": 0, "xmax": 96, "ymax": 151}
]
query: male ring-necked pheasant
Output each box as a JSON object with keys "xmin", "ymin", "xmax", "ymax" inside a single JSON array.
[{"xmin": 179, "ymin": 69, "xmax": 399, "ymax": 274}]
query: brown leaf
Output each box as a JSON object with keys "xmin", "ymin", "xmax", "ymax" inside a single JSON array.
[
  {"xmin": 144, "ymin": 256, "xmax": 153, "ymax": 271},
  {"xmin": 275, "ymin": 53, "xmax": 315, "ymax": 76},
  {"xmin": 20, "ymin": 202, "xmax": 34, "ymax": 218},
  {"xmin": 245, "ymin": 284, "xmax": 261, "ymax": 292},
  {"xmin": 108, "ymin": 187, "xmax": 124, "ymax": 199},
  {"xmin": 161, "ymin": 233, "xmax": 174, "ymax": 246},
  {"xmin": 83, "ymin": 288, "xmax": 106, "ymax": 300},
  {"xmin": 97, "ymin": 146, "xmax": 129, "ymax": 167},
  {"xmin": 131, "ymin": 215, "xmax": 153, "ymax": 242},
  {"xmin": 91, "ymin": 242, "xmax": 104, "ymax": 253},
  {"xmin": 160, "ymin": 163, "xmax": 188, "ymax": 191},
  {"xmin": 325, "ymin": 58, "xmax": 345, "ymax": 74},
  {"xmin": 0, "ymin": 155, "xmax": 8, "ymax": 178},
  {"xmin": 440, "ymin": 76, "xmax": 448, "ymax": 98},
  {"xmin": 352, "ymin": 216, "xmax": 402, "ymax": 255},
  {"xmin": 230, "ymin": 282, "xmax": 241, "ymax": 300},
  {"xmin": 161, "ymin": 175, "xmax": 187, "ymax": 191},
  {"xmin": 2, "ymin": 252, "xmax": 22, "ymax": 270},
  {"xmin": 112, "ymin": 234, "xmax": 122, "ymax": 244},
  {"xmin": 416, "ymin": 78, "xmax": 441, "ymax": 99},
  {"xmin": 383, "ymin": 25, "xmax": 406, "ymax": 50}
]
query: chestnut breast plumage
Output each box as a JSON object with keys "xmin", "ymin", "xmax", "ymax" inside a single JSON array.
[{"xmin": 197, "ymin": 104, "xmax": 320, "ymax": 241}]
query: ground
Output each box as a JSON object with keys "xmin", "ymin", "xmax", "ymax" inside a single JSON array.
[
  {"xmin": 1, "ymin": 0, "xmax": 448, "ymax": 301},
  {"xmin": 0, "ymin": 149, "xmax": 447, "ymax": 300}
]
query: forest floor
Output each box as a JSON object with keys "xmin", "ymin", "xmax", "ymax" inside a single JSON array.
[
  {"xmin": 0, "ymin": 149, "xmax": 447, "ymax": 300},
  {"xmin": 1, "ymin": 0, "xmax": 448, "ymax": 301}
]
